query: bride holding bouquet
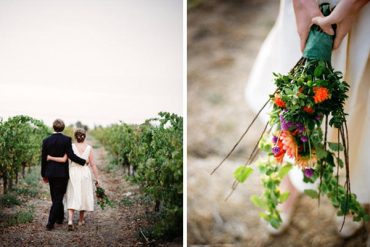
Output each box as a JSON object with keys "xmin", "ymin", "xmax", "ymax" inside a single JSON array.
[{"xmin": 245, "ymin": 0, "xmax": 369, "ymax": 238}]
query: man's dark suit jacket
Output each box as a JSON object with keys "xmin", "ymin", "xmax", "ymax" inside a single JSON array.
[{"xmin": 41, "ymin": 133, "xmax": 86, "ymax": 178}]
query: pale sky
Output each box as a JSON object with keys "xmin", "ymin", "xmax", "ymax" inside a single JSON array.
[{"xmin": 0, "ymin": 0, "xmax": 183, "ymax": 127}]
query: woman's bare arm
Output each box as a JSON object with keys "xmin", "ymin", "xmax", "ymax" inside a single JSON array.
[
  {"xmin": 88, "ymin": 150, "xmax": 100, "ymax": 185},
  {"xmin": 47, "ymin": 154, "xmax": 68, "ymax": 163}
]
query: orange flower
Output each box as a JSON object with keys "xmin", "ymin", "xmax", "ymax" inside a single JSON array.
[
  {"xmin": 296, "ymin": 154, "xmax": 317, "ymax": 169},
  {"xmin": 280, "ymin": 130, "xmax": 298, "ymax": 159},
  {"xmin": 274, "ymin": 94, "xmax": 286, "ymax": 108},
  {"xmin": 273, "ymin": 138, "xmax": 285, "ymax": 163},
  {"xmin": 303, "ymin": 106, "xmax": 314, "ymax": 114},
  {"xmin": 313, "ymin": 87, "xmax": 330, "ymax": 104}
]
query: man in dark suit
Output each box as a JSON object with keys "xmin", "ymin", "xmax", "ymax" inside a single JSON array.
[{"xmin": 41, "ymin": 119, "xmax": 88, "ymax": 230}]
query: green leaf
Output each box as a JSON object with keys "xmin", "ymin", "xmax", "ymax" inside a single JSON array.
[
  {"xmin": 250, "ymin": 195, "xmax": 267, "ymax": 210},
  {"xmin": 233, "ymin": 166, "xmax": 253, "ymax": 183},
  {"xmin": 277, "ymin": 163, "xmax": 293, "ymax": 179},
  {"xmin": 270, "ymin": 219, "xmax": 281, "ymax": 229},
  {"xmin": 314, "ymin": 62, "xmax": 325, "ymax": 77},
  {"xmin": 328, "ymin": 142, "xmax": 344, "ymax": 152},
  {"xmin": 304, "ymin": 189, "xmax": 319, "ymax": 199},
  {"xmin": 340, "ymin": 200, "xmax": 349, "ymax": 214},
  {"xmin": 284, "ymin": 88, "xmax": 294, "ymax": 95},
  {"xmin": 315, "ymin": 145, "xmax": 328, "ymax": 159},
  {"xmin": 337, "ymin": 158, "xmax": 344, "ymax": 168},
  {"xmin": 259, "ymin": 212, "xmax": 268, "ymax": 220},
  {"xmin": 279, "ymin": 192, "xmax": 290, "ymax": 203},
  {"xmin": 364, "ymin": 214, "xmax": 370, "ymax": 222},
  {"xmin": 260, "ymin": 143, "xmax": 272, "ymax": 153}
]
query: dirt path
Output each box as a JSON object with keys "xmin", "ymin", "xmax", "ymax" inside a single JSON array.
[{"xmin": 0, "ymin": 139, "xmax": 177, "ymax": 247}]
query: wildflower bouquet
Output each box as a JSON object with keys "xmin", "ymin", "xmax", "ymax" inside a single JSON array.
[
  {"xmin": 213, "ymin": 3, "xmax": 369, "ymax": 229},
  {"xmin": 96, "ymin": 186, "xmax": 113, "ymax": 210}
]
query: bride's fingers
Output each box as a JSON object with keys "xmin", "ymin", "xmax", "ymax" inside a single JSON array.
[
  {"xmin": 320, "ymin": 25, "xmax": 334, "ymax": 35},
  {"xmin": 312, "ymin": 16, "xmax": 334, "ymax": 35}
]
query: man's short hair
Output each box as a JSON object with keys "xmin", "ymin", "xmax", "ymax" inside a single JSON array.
[{"xmin": 53, "ymin": 119, "xmax": 65, "ymax": 132}]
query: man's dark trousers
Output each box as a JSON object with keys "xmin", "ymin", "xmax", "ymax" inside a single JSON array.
[{"xmin": 48, "ymin": 177, "xmax": 68, "ymax": 225}]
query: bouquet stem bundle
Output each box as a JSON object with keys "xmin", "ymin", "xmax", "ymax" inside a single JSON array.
[
  {"xmin": 96, "ymin": 186, "xmax": 113, "ymax": 210},
  {"xmin": 212, "ymin": 3, "xmax": 369, "ymax": 229}
]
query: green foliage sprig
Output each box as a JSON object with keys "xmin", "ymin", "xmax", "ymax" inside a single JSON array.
[{"xmin": 96, "ymin": 186, "xmax": 113, "ymax": 210}]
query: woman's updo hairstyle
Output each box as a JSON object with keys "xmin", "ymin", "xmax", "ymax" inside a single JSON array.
[{"xmin": 74, "ymin": 128, "xmax": 86, "ymax": 143}]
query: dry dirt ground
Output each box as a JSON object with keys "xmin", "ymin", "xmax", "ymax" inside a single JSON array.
[
  {"xmin": 0, "ymin": 139, "xmax": 182, "ymax": 247},
  {"xmin": 187, "ymin": 0, "xmax": 369, "ymax": 246}
]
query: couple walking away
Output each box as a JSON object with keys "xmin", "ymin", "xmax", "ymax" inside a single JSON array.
[{"xmin": 41, "ymin": 119, "xmax": 99, "ymax": 231}]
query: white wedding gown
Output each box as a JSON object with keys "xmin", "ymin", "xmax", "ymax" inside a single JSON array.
[
  {"xmin": 245, "ymin": 0, "xmax": 370, "ymax": 203},
  {"xmin": 65, "ymin": 144, "xmax": 95, "ymax": 211}
]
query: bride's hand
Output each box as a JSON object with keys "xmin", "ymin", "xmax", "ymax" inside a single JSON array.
[
  {"xmin": 312, "ymin": 15, "xmax": 355, "ymax": 50},
  {"xmin": 293, "ymin": 0, "xmax": 334, "ymax": 52},
  {"xmin": 47, "ymin": 154, "xmax": 68, "ymax": 162},
  {"xmin": 62, "ymin": 154, "xmax": 67, "ymax": 162},
  {"xmin": 311, "ymin": 16, "xmax": 335, "ymax": 35},
  {"xmin": 312, "ymin": 0, "xmax": 368, "ymax": 50}
]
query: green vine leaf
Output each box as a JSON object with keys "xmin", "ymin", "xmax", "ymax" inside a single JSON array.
[
  {"xmin": 304, "ymin": 189, "xmax": 319, "ymax": 199},
  {"xmin": 328, "ymin": 142, "xmax": 344, "ymax": 152},
  {"xmin": 250, "ymin": 195, "xmax": 268, "ymax": 210},
  {"xmin": 233, "ymin": 166, "xmax": 253, "ymax": 183},
  {"xmin": 315, "ymin": 145, "xmax": 328, "ymax": 159},
  {"xmin": 279, "ymin": 192, "xmax": 290, "ymax": 203},
  {"xmin": 270, "ymin": 218, "xmax": 281, "ymax": 229},
  {"xmin": 314, "ymin": 62, "xmax": 325, "ymax": 77},
  {"xmin": 277, "ymin": 163, "xmax": 293, "ymax": 179}
]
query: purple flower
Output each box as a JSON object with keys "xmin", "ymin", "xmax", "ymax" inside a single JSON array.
[
  {"xmin": 279, "ymin": 115, "xmax": 287, "ymax": 130},
  {"xmin": 296, "ymin": 122, "xmax": 305, "ymax": 133},
  {"xmin": 315, "ymin": 114, "xmax": 323, "ymax": 121},
  {"xmin": 304, "ymin": 168, "xmax": 314, "ymax": 178},
  {"xmin": 272, "ymin": 135, "xmax": 278, "ymax": 144},
  {"xmin": 286, "ymin": 121, "xmax": 294, "ymax": 128},
  {"xmin": 272, "ymin": 146, "xmax": 280, "ymax": 155},
  {"xmin": 280, "ymin": 115, "xmax": 290, "ymax": 130},
  {"xmin": 300, "ymin": 136, "xmax": 308, "ymax": 142}
]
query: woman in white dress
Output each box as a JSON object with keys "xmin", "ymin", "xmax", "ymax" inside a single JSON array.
[
  {"xmin": 47, "ymin": 128, "xmax": 100, "ymax": 231},
  {"xmin": 245, "ymin": 0, "xmax": 369, "ymax": 237}
]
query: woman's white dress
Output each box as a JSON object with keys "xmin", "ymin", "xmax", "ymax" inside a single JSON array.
[
  {"xmin": 245, "ymin": 0, "xmax": 370, "ymax": 203},
  {"xmin": 65, "ymin": 144, "xmax": 95, "ymax": 211}
]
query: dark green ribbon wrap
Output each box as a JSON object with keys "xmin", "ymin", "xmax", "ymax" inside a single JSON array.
[{"xmin": 303, "ymin": 3, "xmax": 334, "ymax": 62}]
